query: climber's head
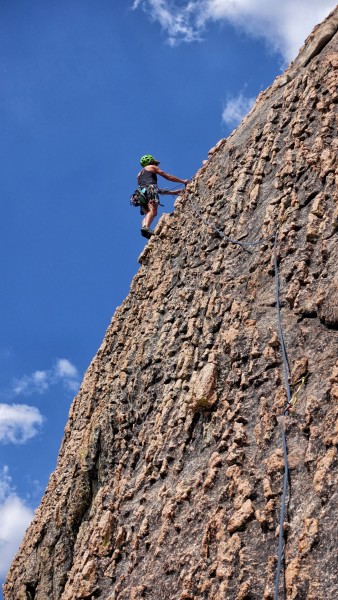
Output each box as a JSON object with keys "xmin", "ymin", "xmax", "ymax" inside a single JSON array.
[{"xmin": 140, "ymin": 154, "xmax": 160, "ymax": 167}]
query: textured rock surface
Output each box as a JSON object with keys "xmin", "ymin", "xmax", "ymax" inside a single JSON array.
[{"xmin": 4, "ymin": 8, "xmax": 338, "ymax": 600}]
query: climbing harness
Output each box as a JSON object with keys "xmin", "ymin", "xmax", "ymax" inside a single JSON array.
[
  {"xmin": 130, "ymin": 186, "xmax": 164, "ymax": 210},
  {"xmin": 185, "ymin": 191, "xmax": 299, "ymax": 599}
]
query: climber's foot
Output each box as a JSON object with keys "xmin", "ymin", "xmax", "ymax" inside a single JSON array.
[{"xmin": 141, "ymin": 227, "xmax": 154, "ymax": 239}]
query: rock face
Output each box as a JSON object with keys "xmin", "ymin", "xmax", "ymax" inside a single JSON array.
[{"xmin": 4, "ymin": 9, "xmax": 338, "ymax": 600}]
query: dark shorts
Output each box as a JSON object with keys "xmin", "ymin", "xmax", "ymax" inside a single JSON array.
[
  {"xmin": 139, "ymin": 184, "xmax": 159, "ymax": 214},
  {"xmin": 142, "ymin": 184, "xmax": 159, "ymax": 205}
]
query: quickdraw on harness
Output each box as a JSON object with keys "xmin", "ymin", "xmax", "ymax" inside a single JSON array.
[
  {"xmin": 130, "ymin": 185, "xmax": 164, "ymax": 211},
  {"xmin": 130, "ymin": 187, "xmax": 148, "ymax": 208}
]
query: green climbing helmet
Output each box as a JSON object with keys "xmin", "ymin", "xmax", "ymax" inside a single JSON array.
[{"xmin": 140, "ymin": 154, "xmax": 159, "ymax": 167}]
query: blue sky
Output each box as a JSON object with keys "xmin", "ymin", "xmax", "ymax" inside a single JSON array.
[{"xmin": 0, "ymin": 0, "xmax": 335, "ymax": 589}]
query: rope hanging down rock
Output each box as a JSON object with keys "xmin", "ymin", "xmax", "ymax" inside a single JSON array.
[
  {"xmin": 273, "ymin": 229, "xmax": 291, "ymax": 600},
  {"xmin": 173, "ymin": 190, "xmax": 292, "ymax": 599},
  {"xmin": 188, "ymin": 193, "xmax": 275, "ymax": 248}
]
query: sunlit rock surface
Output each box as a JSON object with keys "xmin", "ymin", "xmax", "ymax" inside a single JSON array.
[{"xmin": 4, "ymin": 8, "xmax": 338, "ymax": 600}]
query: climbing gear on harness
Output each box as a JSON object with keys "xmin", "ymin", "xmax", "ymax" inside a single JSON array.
[
  {"xmin": 140, "ymin": 154, "xmax": 160, "ymax": 167},
  {"xmin": 130, "ymin": 185, "xmax": 164, "ymax": 214},
  {"xmin": 142, "ymin": 184, "xmax": 160, "ymax": 204},
  {"xmin": 141, "ymin": 226, "xmax": 154, "ymax": 239},
  {"xmin": 130, "ymin": 188, "xmax": 148, "ymax": 208}
]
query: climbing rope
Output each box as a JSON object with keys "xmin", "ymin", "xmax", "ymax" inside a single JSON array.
[
  {"xmin": 180, "ymin": 192, "xmax": 292, "ymax": 599},
  {"xmin": 188, "ymin": 193, "xmax": 274, "ymax": 248},
  {"xmin": 273, "ymin": 229, "xmax": 291, "ymax": 600}
]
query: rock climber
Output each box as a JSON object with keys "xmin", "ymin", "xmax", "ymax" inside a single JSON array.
[{"xmin": 137, "ymin": 154, "xmax": 189, "ymax": 239}]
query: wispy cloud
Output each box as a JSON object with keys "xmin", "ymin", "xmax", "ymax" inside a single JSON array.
[
  {"xmin": 54, "ymin": 358, "xmax": 79, "ymax": 381},
  {"xmin": 222, "ymin": 92, "xmax": 255, "ymax": 127},
  {"xmin": 133, "ymin": 1, "xmax": 336, "ymax": 61},
  {"xmin": 0, "ymin": 466, "xmax": 34, "ymax": 578},
  {"xmin": 0, "ymin": 404, "xmax": 44, "ymax": 444},
  {"xmin": 12, "ymin": 358, "xmax": 80, "ymax": 397},
  {"xmin": 133, "ymin": 0, "xmax": 203, "ymax": 45}
]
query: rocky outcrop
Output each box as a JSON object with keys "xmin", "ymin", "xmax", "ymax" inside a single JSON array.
[{"xmin": 4, "ymin": 7, "xmax": 338, "ymax": 600}]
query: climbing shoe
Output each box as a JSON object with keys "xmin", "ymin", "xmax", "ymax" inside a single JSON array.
[{"xmin": 141, "ymin": 227, "xmax": 154, "ymax": 239}]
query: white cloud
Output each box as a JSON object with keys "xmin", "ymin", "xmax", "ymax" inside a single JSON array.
[
  {"xmin": 55, "ymin": 358, "xmax": 78, "ymax": 380},
  {"xmin": 0, "ymin": 404, "xmax": 44, "ymax": 444},
  {"xmin": 0, "ymin": 466, "xmax": 34, "ymax": 578},
  {"xmin": 12, "ymin": 358, "xmax": 80, "ymax": 397},
  {"xmin": 133, "ymin": 0, "xmax": 336, "ymax": 61},
  {"xmin": 134, "ymin": 0, "xmax": 203, "ymax": 45},
  {"xmin": 222, "ymin": 92, "xmax": 255, "ymax": 127},
  {"xmin": 205, "ymin": 0, "xmax": 336, "ymax": 62},
  {"xmin": 55, "ymin": 358, "xmax": 80, "ymax": 391},
  {"xmin": 13, "ymin": 371, "xmax": 48, "ymax": 396}
]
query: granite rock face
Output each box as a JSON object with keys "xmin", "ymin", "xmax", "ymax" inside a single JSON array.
[{"xmin": 4, "ymin": 8, "xmax": 338, "ymax": 600}]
